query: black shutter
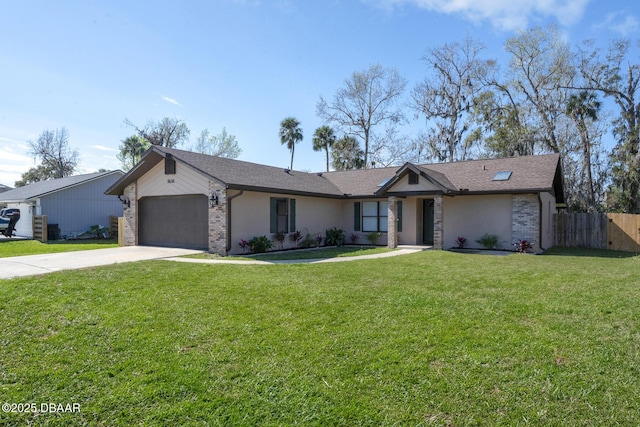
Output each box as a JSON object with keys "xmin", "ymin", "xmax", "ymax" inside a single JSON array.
[
  {"xmin": 289, "ymin": 199, "xmax": 296, "ymax": 232},
  {"xmin": 354, "ymin": 202, "xmax": 361, "ymax": 231}
]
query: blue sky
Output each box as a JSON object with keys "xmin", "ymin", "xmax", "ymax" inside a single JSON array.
[{"xmin": 1, "ymin": 0, "xmax": 638, "ymax": 186}]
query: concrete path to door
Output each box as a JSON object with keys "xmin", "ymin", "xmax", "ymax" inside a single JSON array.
[
  {"xmin": 164, "ymin": 245, "xmax": 431, "ymax": 265},
  {"xmin": 0, "ymin": 246, "xmax": 203, "ymax": 280}
]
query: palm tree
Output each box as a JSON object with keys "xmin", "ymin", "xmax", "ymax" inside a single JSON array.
[
  {"xmin": 566, "ymin": 91, "xmax": 601, "ymax": 210},
  {"xmin": 279, "ymin": 117, "xmax": 303, "ymax": 170},
  {"xmin": 312, "ymin": 126, "xmax": 336, "ymax": 172},
  {"xmin": 117, "ymin": 135, "xmax": 150, "ymax": 171}
]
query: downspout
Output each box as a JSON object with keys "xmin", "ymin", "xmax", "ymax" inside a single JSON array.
[
  {"xmin": 537, "ymin": 193, "xmax": 544, "ymax": 251},
  {"xmin": 226, "ymin": 190, "xmax": 244, "ymax": 252}
]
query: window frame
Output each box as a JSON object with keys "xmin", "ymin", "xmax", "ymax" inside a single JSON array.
[
  {"xmin": 270, "ymin": 197, "xmax": 296, "ymax": 234},
  {"xmin": 362, "ymin": 201, "xmax": 388, "ymax": 232}
]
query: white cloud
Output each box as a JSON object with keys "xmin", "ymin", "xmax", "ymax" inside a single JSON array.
[
  {"xmin": 596, "ymin": 12, "xmax": 639, "ymax": 36},
  {"xmin": 90, "ymin": 145, "xmax": 117, "ymax": 152},
  {"xmin": 368, "ymin": 0, "xmax": 591, "ymax": 31},
  {"xmin": 161, "ymin": 96, "xmax": 181, "ymax": 106},
  {"xmin": 0, "ymin": 141, "xmax": 33, "ymax": 186}
]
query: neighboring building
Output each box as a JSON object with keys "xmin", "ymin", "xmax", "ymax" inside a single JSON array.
[
  {"xmin": 0, "ymin": 171, "xmax": 124, "ymax": 238},
  {"xmin": 105, "ymin": 146, "xmax": 564, "ymax": 254},
  {"xmin": 0, "ymin": 183, "xmax": 11, "ymax": 194}
]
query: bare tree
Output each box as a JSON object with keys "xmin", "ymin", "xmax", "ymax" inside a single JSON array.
[
  {"xmin": 412, "ymin": 36, "xmax": 489, "ymax": 162},
  {"xmin": 317, "ymin": 64, "xmax": 407, "ymax": 168},
  {"xmin": 577, "ymin": 39, "xmax": 640, "ymax": 212},
  {"xmin": 28, "ymin": 127, "xmax": 79, "ymax": 179},
  {"xmin": 193, "ymin": 128, "xmax": 242, "ymax": 159},
  {"xmin": 124, "ymin": 117, "xmax": 190, "ymax": 148},
  {"xmin": 503, "ymin": 25, "xmax": 574, "ymax": 154}
]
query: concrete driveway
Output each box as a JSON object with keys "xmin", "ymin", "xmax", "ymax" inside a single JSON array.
[{"xmin": 0, "ymin": 246, "xmax": 203, "ymax": 280}]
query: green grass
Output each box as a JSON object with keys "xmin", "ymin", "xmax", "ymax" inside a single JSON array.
[
  {"xmin": 189, "ymin": 246, "xmax": 393, "ymax": 261},
  {"xmin": 1, "ymin": 248, "xmax": 640, "ymax": 425},
  {"xmin": 0, "ymin": 239, "xmax": 118, "ymax": 258}
]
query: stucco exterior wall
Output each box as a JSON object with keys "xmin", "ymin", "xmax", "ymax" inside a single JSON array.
[
  {"xmin": 443, "ymin": 194, "xmax": 512, "ymax": 250},
  {"xmin": 539, "ymin": 192, "xmax": 556, "ymax": 249},
  {"xmin": 228, "ymin": 191, "xmax": 343, "ymax": 254},
  {"xmin": 341, "ymin": 198, "xmax": 388, "ymax": 246},
  {"xmin": 399, "ymin": 197, "xmax": 418, "ymax": 245}
]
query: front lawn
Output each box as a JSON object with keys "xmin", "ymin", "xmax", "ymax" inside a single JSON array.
[
  {"xmin": 0, "ymin": 239, "xmax": 118, "ymax": 258},
  {"xmin": 1, "ymin": 248, "xmax": 639, "ymax": 425}
]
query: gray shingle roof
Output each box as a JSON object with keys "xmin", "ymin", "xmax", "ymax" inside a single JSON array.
[
  {"xmin": 106, "ymin": 146, "xmax": 563, "ymax": 200},
  {"xmin": 0, "ymin": 171, "xmax": 123, "ymax": 202},
  {"xmin": 324, "ymin": 153, "xmax": 562, "ymax": 198},
  {"xmin": 106, "ymin": 146, "xmax": 345, "ymax": 197},
  {"xmin": 421, "ymin": 154, "xmax": 561, "ymax": 194}
]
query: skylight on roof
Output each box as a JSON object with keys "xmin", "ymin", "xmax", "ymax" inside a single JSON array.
[
  {"xmin": 377, "ymin": 178, "xmax": 392, "ymax": 187},
  {"xmin": 492, "ymin": 171, "xmax": 512, "ymax": 181}
]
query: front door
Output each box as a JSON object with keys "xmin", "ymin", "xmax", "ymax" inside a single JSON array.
[{"xmin": 422, "ymin": 199, "xmax": 434, "ymax": 245}]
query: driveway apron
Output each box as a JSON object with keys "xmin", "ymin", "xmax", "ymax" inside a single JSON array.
[{"xmin": 0, "ymin": 246, "xmax": 203, "ymax": 279}]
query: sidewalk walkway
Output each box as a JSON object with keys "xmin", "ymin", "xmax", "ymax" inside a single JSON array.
[{"xmin": 164, "ymin": 246, "xmax": 428, "ymax": 265}]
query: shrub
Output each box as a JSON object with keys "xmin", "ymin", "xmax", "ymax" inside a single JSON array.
[
  {"xmin": 274, "ymin": 231, "xmax": 286, "ymax": 249},
  {"xmin": 350, "ymin": 233, "xmax": 359, "ymax": 244},
  {"xmin": 476, "ymin": 233, "xmax": 499, "ymax": 250},
  {"xmin": 300, "ymin": 233, "xmax": 317, "ymax": 249},
  {"xmin": 249, "ymin": 236, "xmax": 273, "ymax": 253},
  {"xmin": 289, "ymin": 230, "xmax": 303, "ymax": 247},
  {"xmin": 238, "ymin": 238, "xmax": 249, "ymax": 253},
  {"xmin": 365, "ymin": 232, "xmax": 381, "ymax": 245},
  {"xmin": 455, "ymin": 236, "xmax": 466, "ymax": 249},
  {"xmin": 325, "ymin": 228, "xmax": 345, "ymax": 247}
]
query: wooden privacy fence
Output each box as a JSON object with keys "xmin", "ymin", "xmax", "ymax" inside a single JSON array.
[
  {"xmin": 33, "ymin": 214, "xmax": 48, "ymax": 243},
  {"xmin": 554, "ymin": 212, "xmax": 640, "ymax": 252},
  {"xmin": 109, "ymin": 215, "xmax": 119, "ymax": 240}
]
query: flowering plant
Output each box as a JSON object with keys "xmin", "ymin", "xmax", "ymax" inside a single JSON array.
[
  {"xmin": 514, "ymin": 239, "xmax": 532, "ymax": 253},
  {"xmin": 239, "ymin": 238, "xmax": 249, "ymax": 253},
  {"xmin": 455, "ymin": 236, "xmax": 466, "ymax": 249},
  {"xmin": 350, "ymin": 233, "xmax": 359, "ymax": 244}
]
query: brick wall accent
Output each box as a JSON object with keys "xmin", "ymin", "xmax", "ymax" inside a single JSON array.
[
  {"xmin": 512, "ymin": 194, "xmax": 540, "ymax": 252},
  {"xmin": 208, "ymin": 181, "xmax": 227, "ymax": 255},
  {"xmin": 122, "ymin": 183, "xmax": 137, "ymax": 246},
  {"xmin": 433, "ymin": 195, "xmax": 444, "ymax": 250},
  {"xmin": 387, "ymin": 196, "xmax": 398, "ymax": 248}
]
